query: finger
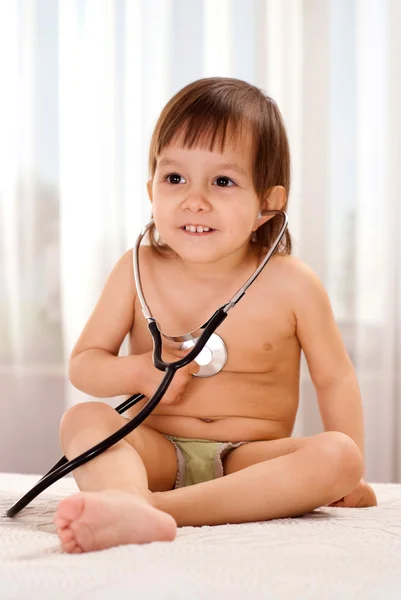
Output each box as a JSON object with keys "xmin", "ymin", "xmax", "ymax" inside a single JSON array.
[
  {"xmin": 163, "ymin": 349, "xmax": 184, "ymax": 359},
  {"xmin": 182, "ymin": 360, "xmax": 199, "ymax": 375},
  {"xmin": 169, "ymin": 395, "xmax": 183, "ymax": 405},
  {"xmin": 172, "ymin": 347, "xmax": 190, "ymax": 355},
  {"xmin": 160, "ymin": 396, "xmax": 176, "ymax": 405},
  {"xmin": 191, "ymin": 361, "xmax": 200, "ymax": 375},
  {"xmin": 166, "ymin": 349, "xmax": 192, "ymax": 362}
]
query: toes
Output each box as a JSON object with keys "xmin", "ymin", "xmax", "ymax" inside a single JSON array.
[
  {"xmin": 56, "ymin": 526, "xmax": 84, "ymax": 554},
  {"xmin": 54, "ymin": 516, "xmax": 69, "ymax": 529},
  {"xmin": 54, "ymin": 493, "xmax": 94, "ymax": 553},
  {"xmin": 61, "ymin": 539, "xmax": 75, "ymax": 553},
  {"xmin": 57, "ymin": 493, "xmax": 86, "ymax": 523},
  {"xmin": 61, "ymin": 538, "xmax": 83, "ymax": 554},
  {"xmin": 57, "ymin": 527, "xmax": 74, "ymax": 543},
  {"xmin": 70, "ymin": 520, "xmax": 94, "ymax": 551}
]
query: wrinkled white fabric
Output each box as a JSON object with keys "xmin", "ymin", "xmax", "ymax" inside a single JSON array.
[{"xmin": 1, "ymin": 474, "xmax": 400, "ymax": 600}]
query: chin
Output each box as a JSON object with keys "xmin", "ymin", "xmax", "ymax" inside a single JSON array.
[
  {"xmin": 160, "ymin": 234, "xmax": 216, "ymax": 261},
  {"xmin": 175, "ymin": 248, "xmax": 220, "ymax": 263}
]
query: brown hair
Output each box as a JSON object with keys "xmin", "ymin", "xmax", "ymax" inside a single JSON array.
[{"xmin": 148, "ymin": 77, "xmax": 291, "ymax": 257}]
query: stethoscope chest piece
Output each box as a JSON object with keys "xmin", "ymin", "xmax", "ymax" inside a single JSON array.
[{"xmin": 180, "ymin": 333, "xmax": 227, "ymax": 377}]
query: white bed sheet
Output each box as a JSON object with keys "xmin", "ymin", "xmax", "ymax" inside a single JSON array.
[{"xmin": 1, "ymin": 472, "xmax": 401, "ymax": 600}]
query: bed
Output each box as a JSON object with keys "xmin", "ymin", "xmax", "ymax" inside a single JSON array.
[{"xmin": 1, "ymin": 473, "xmax": 400, "ymax": 600}]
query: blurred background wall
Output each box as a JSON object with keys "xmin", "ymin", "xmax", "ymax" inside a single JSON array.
[{"xmin": 0, "ymin": 0, "xmax": 400, "ymax": 482}]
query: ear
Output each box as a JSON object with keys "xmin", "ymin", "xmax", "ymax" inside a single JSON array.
[
  {"xmin": 252, "ymin": 186, "xmax": 286, "ymax": 231},
  {"xmin": 147, "ymin": 180, "xmax": 153, "ymax": 202},
  {"xmin": 264, "ymin": 186, "xmax": 286, "ymax": 211}
]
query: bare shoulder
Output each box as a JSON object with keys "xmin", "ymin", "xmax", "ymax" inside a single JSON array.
[
  {"xmin": 265, "ymin": 253, "xmax": 321, "ymax": 289},
  {"xmin": 261, "ymin": 253, "xmax": 329, "ymax": 312},
  {"xmin": 111, "ymin": 247, "xmax": 136, "ymax": 293},
  {"xmin": 270, "ymin": 253, "xmax": 333, "ymax": 320},
  {"xmin": 266, "ymin": 253, "xmax": 312, "ymax": 273}
]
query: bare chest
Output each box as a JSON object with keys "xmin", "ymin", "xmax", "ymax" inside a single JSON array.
[{"xmin": 130, "ymin": 259, "xmax": 298, "ymax": 375}]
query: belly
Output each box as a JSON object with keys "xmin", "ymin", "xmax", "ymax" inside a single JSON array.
[
  {"xmin": 142, "ymin": 414, "xmax": 293, "ymax": 442},
  {"xmin": 125, "ymin": 372, "xmax": 298, "ymax": 442}
]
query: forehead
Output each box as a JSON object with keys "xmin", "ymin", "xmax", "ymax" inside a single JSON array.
[{"xmin": 157, "ymin": 127, "xmax": 254, "ymax": 169}]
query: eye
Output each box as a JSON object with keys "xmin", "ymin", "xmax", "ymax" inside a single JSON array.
[
  {"xmin": 214, "ymin": 176, "xmax": 235, "ymax": 187},
  {"xmin": 165, "ymin": 173, "xmax": 186, "ymax": 184}
]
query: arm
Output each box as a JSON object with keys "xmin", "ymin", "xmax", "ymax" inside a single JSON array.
[
  {"xmin": 68, "ymin": 248, "xmax": 199, "ymax": 402},
  {"xmin": 290, "ymin": 260, "xmax": 364, "ymax": 463},
  {"xmin": 68, "ymin": 249, "xmax": 141, "ymax": 397}
]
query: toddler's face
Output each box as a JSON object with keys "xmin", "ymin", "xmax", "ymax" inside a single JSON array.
[{"xmin": 149, "ymin": 135, "xmax": 262, "ymax": 265}]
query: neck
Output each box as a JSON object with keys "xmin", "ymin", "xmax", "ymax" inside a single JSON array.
[{"xmin": 176, "ymin": 243, "xmax": 258, "ymax": 284}]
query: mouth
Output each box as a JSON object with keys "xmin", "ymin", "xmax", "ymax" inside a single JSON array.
[{"xmin": 181, "ymin": 224, "xmax": 216, "ymax": 235}]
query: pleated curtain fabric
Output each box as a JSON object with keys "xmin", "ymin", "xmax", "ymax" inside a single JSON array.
[{"xmin": 0, "ymin": 0, "xmax": 399, "ymax": 481}]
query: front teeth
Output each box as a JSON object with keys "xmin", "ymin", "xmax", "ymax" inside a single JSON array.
[{"xmin": 185, "ymin": 225, "xmax": 211, "ymax": 233}]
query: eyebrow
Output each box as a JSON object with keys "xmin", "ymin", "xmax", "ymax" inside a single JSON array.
[{"xmin": 157, "ymin": 158, "xmax": 249, "ymax": 178}]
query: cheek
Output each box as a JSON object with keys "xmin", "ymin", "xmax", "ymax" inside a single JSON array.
[
  {"xmin": 151, "ymin": 199, "xmax": 169, "ymax": 223},
  {"xmin": 151, "ymin": 205, "xmax": 165, "ymax": 234},
  {"xmin": 224, "ymin": 204, "xmax": 257, "ymax": 236},
  {"xmin": 152, "ymin": 202, "xmax": 178, "ymax": 245}
]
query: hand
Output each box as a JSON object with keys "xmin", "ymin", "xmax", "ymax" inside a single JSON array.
[
  {"xmin": 137, "ymin": 347, "xmax": 199, "ymax": 405},
  {"xmin": 328, "ymin": 479, "xmax": 378, "ymax": 508}
]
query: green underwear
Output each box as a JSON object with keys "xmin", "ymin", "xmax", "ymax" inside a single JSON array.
[{"xmin": 165, "ymin": 435, "xmax": 248, "ymax": 488}]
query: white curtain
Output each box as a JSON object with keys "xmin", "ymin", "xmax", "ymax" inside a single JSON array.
[{"xmin": 0, "ymin": 0, "xmax": 399, "ymax": 481}]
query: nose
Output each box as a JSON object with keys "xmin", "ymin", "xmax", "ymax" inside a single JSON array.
[{"xmin": 180, "ymin": 187, "xmax": 212, "ymax": 213}]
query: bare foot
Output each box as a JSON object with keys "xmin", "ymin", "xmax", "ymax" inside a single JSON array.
[{"xmin": 54, "ymin": 490, "xmax": 177, "ymax": 553}]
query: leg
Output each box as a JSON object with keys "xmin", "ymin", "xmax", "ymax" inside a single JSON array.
[
  {"xmin": 54, "ymin": 401, "xmax": 178, "ymax": 552},
  {"xmin": 58, "ymin": 401, "xmax": 178, "ymax": 494},
  {"xmin": 152, "ymin": 431, "xmax": 364, "ymax": 526}
]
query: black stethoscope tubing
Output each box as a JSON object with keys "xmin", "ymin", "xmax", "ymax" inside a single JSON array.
[
  {"xmin": 6, "ymin": 210, "xmax": 287, "ymax": 518},
  {"xmin": 6, "ymin": 309, "xmax": 227, "ymax": 517}
]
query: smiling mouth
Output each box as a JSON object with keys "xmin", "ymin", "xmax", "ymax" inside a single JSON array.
[{"xmin": 181, "ymin": 225, "xmax": 215, "ymax": 234}]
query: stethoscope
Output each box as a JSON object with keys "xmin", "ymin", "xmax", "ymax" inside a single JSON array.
[{"xmin": 6, "ymin": 209, "xmax": 288, "ymax": 518}]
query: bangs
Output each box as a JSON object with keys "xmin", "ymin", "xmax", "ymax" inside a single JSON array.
[
  {"xmin": 156, "ymin": 113, "xmax": 251, "ymax": 157},
  {"xmin": 148, "ymin": 79, "xmax": 257, "ymax": 177}
]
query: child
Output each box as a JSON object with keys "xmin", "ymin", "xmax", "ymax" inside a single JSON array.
[{"xmin": 54, "ymin": 77, "xmax": 377, "ymax": 554}]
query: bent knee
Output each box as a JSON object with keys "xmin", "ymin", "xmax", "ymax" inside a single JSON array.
[
  {"xmin": 315, "ymin": 431, "xmax": 364, "ymax": 487},
  {"xmin": 59, "ymin": 401, "xmax": 115, "ymax": 452}
]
